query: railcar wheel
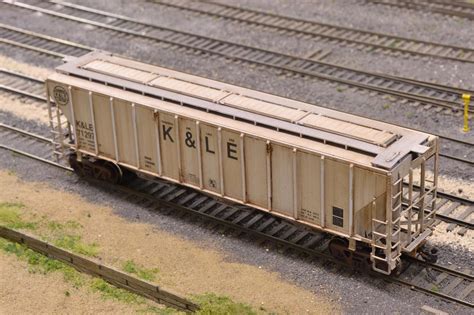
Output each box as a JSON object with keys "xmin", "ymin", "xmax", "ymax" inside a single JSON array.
[
  {"xmin": 67, "ymin": 153, "xmax": 122, "ymax": 184},
  {"xmin": 97, "ymin": 161, "xmax": 122, "ymax": 184},
  {"xmin": 68, "ymin": 153, "xmax": 85, "ymax": 177},
  {"xmin": 328, "ymin": 238, "xmax": 351, "ymax": 264},
  {"xmin": 328, "ymin": 238, "xmax": 372, "ymax": 271}
]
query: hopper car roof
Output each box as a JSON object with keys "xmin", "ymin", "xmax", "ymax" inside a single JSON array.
[{"xmin": 53, "ymin": 51, "xmax": 435, "ymax": 170}]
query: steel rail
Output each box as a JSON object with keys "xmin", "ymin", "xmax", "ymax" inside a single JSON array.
[
  {"xmin": 366, "ymin": 0, "xmax": 474, "ymax": 20},
  {"xmin": 0, "ymin": 128, "xmax": 472, "ymax": 307},
  {"xmin": 152, "ymin": 0, "xmax": 474, "ymax": 64},
  {"xmin": 406, "ymin": 256, "xmax": 474, "ymax": 282},
  {"xmin": 0, "ymin": 123, "xmax": 52, "ymax": 143},
  {"xmin": 0, "ymin": 23, "xmax": 93, "ymax": 58},
  {"xmin": 0, "ymin": 68, "xmax": 48, "ymax": 101},
  {"xmin": 387, "ymin": 264, "xmax": 473, "ymax": 308},
  {"xmin": 407, "ymin": 184, "xmax": 474, "ymax": 230},
  {"xmin": 4, "ymin": 0, "xmax": 474, "ymax": 114},
  {"xmin": 437, "ymin": 190, "xmax": 474, "ymax": 205}
]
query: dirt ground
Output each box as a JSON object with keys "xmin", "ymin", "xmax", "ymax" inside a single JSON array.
[
  {"xmin": 0, "ymin": 170, "xmax": 339, "ymax": 314},
  {"xmin": 0, "ymin": 252, "xmax": 142, "ymax": 314}
]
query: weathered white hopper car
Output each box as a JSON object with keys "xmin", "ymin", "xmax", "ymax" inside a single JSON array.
[{"xmin": 46, "ymin": 51, "xmax": 439, "ymax": 274}]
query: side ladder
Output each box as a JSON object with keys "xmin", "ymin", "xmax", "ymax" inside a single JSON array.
[
  {"xmin": 46, "ymin": 86, "xmax": 69, "ymax": 162},
  {"xmin": 370, "ymin": 176, "xmax": 402, "ymax": 274}
]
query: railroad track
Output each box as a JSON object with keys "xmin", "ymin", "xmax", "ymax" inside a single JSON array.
[
  {"xmin": 365, "ymin": 0, "xmax": 474, "ymax": 20},
  {"xmin": 0, "ymin": 123, "xmax": 60, "ymax": 165},
  {"xmin": 0, "ymin": 24, "xmax": 91, "ymax": 59},
  {"xmin": 432, "ymin": 192, "xmax": 473, "ymax": 235},
  {"xmin": 151, "ymin": 0, "xmax": 474, "ymax": 64},
  {"xmin": 0, "ymin": 68, "xmax": 47, "ymax": 101},
  {"xmin": 3, "ymin": 0, "xmax": 474, "ymax": 115},
  {"xmin": 408, "ymin": 189, "xmax": 474, "ymax": 235},
  {"xmin": 2, "ymin": 65, "xmax": 472, "ymax": 169},
  {"xmin": 0, "ymin": 123, "xmax": 472, "ymax": 307}
]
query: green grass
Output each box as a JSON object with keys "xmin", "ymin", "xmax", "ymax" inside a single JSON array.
[
  {"xmin": 1, "ymin": 236, "xmax": 260, "ymax": 313},
  {"xmin": 54, "ymin": 234, "xmax": 99, "ymax": 257},
  {"xmin": 122, "ymin": 260, "xmax": 159, "ymax": 282},
  {"xmin": 91, "ymin": 278, "xmax": 145, "ymax": 304},
  {"xmin": 1, "ymin": 204, "xmax": 258, "ymax": 313},
  {"xmin": 136, "ymin": 306, "xmax": 181, "ymax": 314},
  {"xmin": 0, "ymin": 237, "xmax": 84, "ymax": 288},
  {"xmin": 0, "ymin": 237, "xmax": 143, "ymax": 305},
  {"xmin": 194, "ymin": 293, "xmax": 257, "ymax": 315},
  {"xmin": 47, "ymin": 220, "xmax": 82, "ymax": 231},
  {"xmin": 0, "ymin": 202, "xmax": 37, "ymax": 230}
]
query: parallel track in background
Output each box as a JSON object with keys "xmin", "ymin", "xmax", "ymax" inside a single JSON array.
[
  {"xmin": 0, "ymin": 68, "xmax": 47, "ymax": 101},
  {"xmin": 0, "ymin": 123, "xmax": 472, "ymax": 307},
  {"xmin": 0, "ymin": 58, "xmax": 474, "ymax": 167},
  {"xmin": 151, "ymin": 0, "xmax": 474, "ymax": 64},
  {"xmin": 3, "ymin": 0, "xmax": 474, "ymax": 115},
  {"xmin": 0, "ymin": 49, "xmax": 472, "ymax": 168},
  {"xmin": 0, "ymin": 23, "xmax": 91, "ymax": 59},
  {"xmin": 365, "ymin": 0, "xmax": 474, "ymax": 20}
]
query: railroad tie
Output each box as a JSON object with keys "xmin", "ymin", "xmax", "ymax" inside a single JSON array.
[
  {"xmin": 267, "ymin": 222, "xmax": 287, "ymax": 236},
  {"xmin": 441, "ymin": 274, "xmax": 465, "ymax": 295},
  {"xmin": 290, "ymin": 231, "xmax": 311, "ymax": 245},
  {"xmin": 437, "ymin": 201, "xmax": 460, "ymax": 216},
  {"xmin": 175, "ymin": 192, "xmax": 198, "ymax": 205},
  {"xmin": 188, "ymin": 196, "xmax": 209, "ymax": 208},
  {"xmin": 255, "ymin": 217, "xmax": 276, "ymax": 232},
  {"xmin": 196, "ymin": 200, "xmax": 218, "ymax": 213},
  {"xmin": 447, "ymin": 206, "xmax": 473, "ymax": 232},
  {"xmin": 242, "ymin": 213, "xmax": 264, "ymax": 229},
  {"xmin": 420, "ymin": 305, "xmax": 448, "ymax": 315},
  {"xmin": 209, "ymin": 204, "xmax": 228, "ymax": 217},
  {"xmin": 458, "ymin": 282, "xmax": 474, "ymax": 300},
  {"xmin": 219, "ymin": 207, "xmax": 240, "ymax": 220}
]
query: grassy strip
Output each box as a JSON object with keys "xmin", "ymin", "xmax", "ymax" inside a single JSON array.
[
  {"xmin": 0, "ymin": 202, "xmax": 261, "ymax": 314},
  {"xmin": 0, "ymin": 203, "xmax": 37, "ymax": 230},
  {"xmin": 193, "ymin": 293, "xmax": 257, "ymax": 315},
  {"xmin": 122, "ymin": 259, "xmax": 160, "ymax": 281}
]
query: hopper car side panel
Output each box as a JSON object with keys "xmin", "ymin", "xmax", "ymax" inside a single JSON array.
[
  {"xmin": 200, "ymin": 123, "xmax": 221, "ymax": 193},
  {"xmin": 47, "ymin": 78, "xmax": 391, "ymax": 242},
  {"xmin": 93, "ymin": 93, "xmax": 115, "ymax": 159}
]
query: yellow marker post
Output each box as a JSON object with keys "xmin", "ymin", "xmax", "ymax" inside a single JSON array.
[{"xmin": 463, "ymin": 94, "xmax": 471, "ymax": 132}]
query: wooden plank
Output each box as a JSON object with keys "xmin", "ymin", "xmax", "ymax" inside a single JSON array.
[
  {"xmin": 0, "ymin": 226, "xmax": 198, "ymax": 312},
  {"xmin": 459, "ymin": 282, "xmax": 473, "ymax": 300},
  {"xmin": 83, "ymin": 60, "xmax": 158, "ymax": 84},
  {"xmin": 299, "ymin": 114, "xmax": 396, "ymax": 146}
]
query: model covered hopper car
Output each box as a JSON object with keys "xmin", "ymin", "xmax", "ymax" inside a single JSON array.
[{"xmin": 46, "ymin": 51, "xmax": 439, "ymax": 274}]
